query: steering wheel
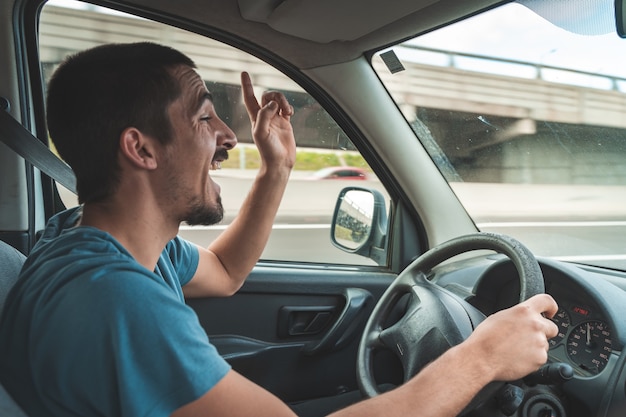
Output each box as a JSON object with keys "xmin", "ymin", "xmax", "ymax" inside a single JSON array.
[{"xmin": 356, "ymin": 232, "xmax": 544, "ymax": 404}]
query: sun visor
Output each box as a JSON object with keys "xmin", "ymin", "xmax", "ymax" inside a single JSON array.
[
  {"xmin": 238, "ymin": 0, "xmax": 440, "ymax": 43},
  {"xmin": 517, "ymin": 0, "xmax": 614, "ymax": 35}
]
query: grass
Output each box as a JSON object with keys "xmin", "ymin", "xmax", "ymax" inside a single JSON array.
[
  {"xmin": 222, "ymin": 145, "xmax": 371, "ymax": 172},
  {"xmin": 51, "ymin": 137, "xmax": 369, "ymax": 173}
]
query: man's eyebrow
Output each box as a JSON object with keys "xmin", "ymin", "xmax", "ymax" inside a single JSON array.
[{"xmin": 192, "ymin": 91, "xmax": 214, "ymax": 114}]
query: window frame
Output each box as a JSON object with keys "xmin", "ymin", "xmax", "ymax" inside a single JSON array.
[{"xmin": 28, "ymin": 0, "xmax": 416, "ymax": 270}]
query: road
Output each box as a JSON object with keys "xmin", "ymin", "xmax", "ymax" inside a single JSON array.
[
  {"xmin": 57, "ymin": 171, "xmax": 626, "ymax": 269},
  {"xmin": 478, "ymin": 221, "xmax": 626, "ymax": 268},
  {"xmin": 179, "ymin": 221, "xmax": 626, "ymax": 268}
]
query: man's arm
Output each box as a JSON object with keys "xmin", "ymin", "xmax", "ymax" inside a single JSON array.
[
  {"xmin": 183, "ymin": 72, "xmax": 296, "ymax": 297},
  {"xmin": 171, "ymin": 370, "xmax": 298, "ymax": 417},
  {"xmin": 328, "ymin": 293, "xmax": 559, "ymax": 417},
  {"xmin": 171, "ymin": 294, "xmax": 559, "ymax": 417}
]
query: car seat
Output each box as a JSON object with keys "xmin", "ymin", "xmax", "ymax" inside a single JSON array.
[{"xmin": 0, "ymin": 240, "xmax": 29, "ymax": 416}]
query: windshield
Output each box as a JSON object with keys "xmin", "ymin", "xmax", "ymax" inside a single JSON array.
[{"xmin": 374, "ymin": 0, "xmax": 626, "ymax": 271}]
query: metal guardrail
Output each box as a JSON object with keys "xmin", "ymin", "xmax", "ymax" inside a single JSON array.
[{"xmin": 397, "ymin": 44, "xmax": 626, "ymax": 92}]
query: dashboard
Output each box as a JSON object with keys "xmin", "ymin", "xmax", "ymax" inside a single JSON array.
[{"xmin": 432, "ymin": 255, "xmax": 626, "ymax": 417}]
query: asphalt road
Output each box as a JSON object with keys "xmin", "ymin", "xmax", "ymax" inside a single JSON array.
[
  {"xmin": 177, "ymin": 220, "xmax": 626, "ymax": 268},
  {"xmin": 57, "ymin": 171, "xmax": 626, "ymax": 269}
]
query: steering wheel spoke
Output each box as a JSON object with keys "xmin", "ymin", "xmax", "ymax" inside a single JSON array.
[{"xmin": 379, "ymin": 282, "xmax": 476, "ymax": 377}]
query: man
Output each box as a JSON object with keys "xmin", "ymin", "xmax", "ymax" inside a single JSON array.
[{"xmin": 0, "ymin": 42, "xmax": 558, "ymax": 417}]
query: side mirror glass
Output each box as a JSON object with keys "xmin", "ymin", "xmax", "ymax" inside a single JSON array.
[
  {"xmin": 331, "ymin": 187, "xmax": 388, "ymax": 265},
  {"xmin": 333, "ymin": 189, "xmax": 375, "ymax": 250}
]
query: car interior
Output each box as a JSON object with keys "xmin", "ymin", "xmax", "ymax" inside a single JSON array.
[{"xmin": 2, "ymin": 0, "xmax": 626, "ymax": 416}]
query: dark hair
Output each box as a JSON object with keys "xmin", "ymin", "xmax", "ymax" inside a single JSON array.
[{"xmin": 46, "ymin": 42, "xmax": 196, "ymax": 204}]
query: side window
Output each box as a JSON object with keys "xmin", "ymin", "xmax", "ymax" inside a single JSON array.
[{"xmin": 38, "ymin": 0, "xmax": 390, "ymax": 266}]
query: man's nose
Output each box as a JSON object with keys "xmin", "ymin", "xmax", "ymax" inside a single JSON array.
[{"xmin": 218, "ymin": 120, "xmax": 237, "ymax": 150}]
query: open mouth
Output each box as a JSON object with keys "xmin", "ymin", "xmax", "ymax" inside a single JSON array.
[{"xmin": 210, "ymin": 149, "xmax": 229, "ymax": 170}]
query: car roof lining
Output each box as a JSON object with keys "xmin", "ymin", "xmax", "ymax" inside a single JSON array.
[
  {"xmin": 237, "ymin": 0, "xmax": 442, "ymax": 43},
  {"xmin": 122, "ymin": 0, "xmax": 502, "ymax": 69}
]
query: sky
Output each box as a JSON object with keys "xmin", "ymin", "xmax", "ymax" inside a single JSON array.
[
  {"xmin": 396, "ymin": 0, "xmax": 626, "ymax": 88},
  {"xmin": 49, "ymin": 0, "xmax": 626, "ymax": 89}
]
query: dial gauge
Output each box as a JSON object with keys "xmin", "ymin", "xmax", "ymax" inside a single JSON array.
[
  {"xmin": 566, "ymin": 320, "xmax": 612, "ymax": 375},
  {"xmin": 549, "ymin": 308, "xmax": 571, "ymax": 347}
]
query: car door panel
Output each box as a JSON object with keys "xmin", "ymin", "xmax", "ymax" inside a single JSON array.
[{"xmin": 187, "ymin": 265, "xmax": 396, "ymax": 403}]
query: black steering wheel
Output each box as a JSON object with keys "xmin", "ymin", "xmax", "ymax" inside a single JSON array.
[{"xmin": 356, "ymin": 232, "xmax": 544, "ymax": 403}]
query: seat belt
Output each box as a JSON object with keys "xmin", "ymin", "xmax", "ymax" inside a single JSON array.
[{"xmin": 0, "ymin": 103, "xmax": 77, "ymax": 195}]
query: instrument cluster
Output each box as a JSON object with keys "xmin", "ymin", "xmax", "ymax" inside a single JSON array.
[{"xmin": 548, "ymin": 301, "xmax": 612, "ymax": 376}]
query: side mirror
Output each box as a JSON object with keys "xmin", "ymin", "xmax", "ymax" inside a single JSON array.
[{"xmin": 331, "ymin": 187, "xmax": 388, "ymax": 265}]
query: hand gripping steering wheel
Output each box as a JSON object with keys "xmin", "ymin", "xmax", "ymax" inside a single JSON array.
[{"xmin": 356, "ymin": 232, "xmax": 544, "ymax": 406}]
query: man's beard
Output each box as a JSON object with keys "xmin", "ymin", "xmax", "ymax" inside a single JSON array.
[{"xmin": 183, "ymin": 195, "xmax": 224, "ymax": 226}]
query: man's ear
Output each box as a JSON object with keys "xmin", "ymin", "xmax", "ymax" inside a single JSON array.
[{"xmin": 119, "ymin": 127, "xmax": 159, "ymax": 170}]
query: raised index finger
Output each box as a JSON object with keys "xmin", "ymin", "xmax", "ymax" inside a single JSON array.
[{"xmin": 241, "ymin": 71, "xmax": 260, "ymax": 122}]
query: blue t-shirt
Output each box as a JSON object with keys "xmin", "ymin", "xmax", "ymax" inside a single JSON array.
[{"xmin": 0, "ymin": 207, "xmax": 231, "ymax": 416}]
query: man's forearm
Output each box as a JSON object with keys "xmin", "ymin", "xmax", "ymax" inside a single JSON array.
[
  {"xmin": 329, "ymin": 294, "xmax": 558, "ymax": 417},
  {"xmin": 208, "ymin": 165, "xmax": 291, "ymax": 285},
  {"xmin": 329, "ymin": 342, "xmax": 493, "ymax": 417}
]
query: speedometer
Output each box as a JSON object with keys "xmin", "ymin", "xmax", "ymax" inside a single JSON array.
[
  {"xmin": 566, "ymin": 320, "xmax": 612, "ymax": 375},
  {"xmin": 549, "ymin": 308, "xmax": 570, "ymax": 347}
]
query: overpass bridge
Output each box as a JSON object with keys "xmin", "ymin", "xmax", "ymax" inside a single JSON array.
[
  {"xmin": 374, "ymin": 45, "xmax": 626, "ymax": 130},
  {"xmin": 39, "ymin": 4, "xmax": 626, "ymax": 185},
  {"xmin": 39, "ymin": 4, "xmax": 626, "ymax": 131}
]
